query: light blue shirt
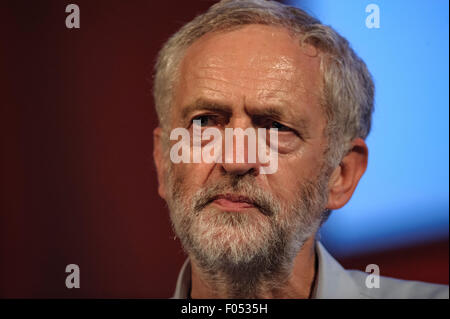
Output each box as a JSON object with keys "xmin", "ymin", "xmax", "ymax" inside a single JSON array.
[{"xmin": 172, "ymin": 241, "xmax": 449, "ymax": 299}]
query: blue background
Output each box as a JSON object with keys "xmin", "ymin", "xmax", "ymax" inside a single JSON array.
[{"xmin": 287, "ymin": 0, "xmax": 449, "ymax": 256}]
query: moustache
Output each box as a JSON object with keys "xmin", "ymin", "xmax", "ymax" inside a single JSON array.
[{"xmin": 191, "ymin": 177, "xmax": 279, "ymax": 217}]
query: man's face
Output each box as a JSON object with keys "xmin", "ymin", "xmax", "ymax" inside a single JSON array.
[{"xmin": 160, "ymin": 25, "xmax": 331, "ymax": 275}]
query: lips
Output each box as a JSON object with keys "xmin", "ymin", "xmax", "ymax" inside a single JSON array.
[{"xmin": 211, "ymin": 193, "xmax": 256, "ymax": 211}]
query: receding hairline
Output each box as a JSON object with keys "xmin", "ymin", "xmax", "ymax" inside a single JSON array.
[{"xmin": 179, "ymin": 23, "xmax": 322, "ymax": 70}]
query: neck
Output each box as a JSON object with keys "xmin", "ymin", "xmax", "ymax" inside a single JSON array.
[{"xmin": 189, "ymin": 236, "xmax": 317, "ymax": 299}]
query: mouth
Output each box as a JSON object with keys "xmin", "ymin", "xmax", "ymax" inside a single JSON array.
[{"xmin": 210, "ymin": 193, "xmax": 257, "ymax": 212}]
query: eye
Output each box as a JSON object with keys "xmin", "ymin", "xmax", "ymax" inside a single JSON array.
[
  {"xmin": 192, "ymin": 115, "xmax": 215, "ymax": 127},
  {"xmin": 270, "ymin": 121, "xmax": 292, "ymax": 132}
]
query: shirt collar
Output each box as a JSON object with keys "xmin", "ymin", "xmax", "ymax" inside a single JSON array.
[
  {"xmin": 172, "ymin": 257, "xmax": 191, "ymax": 299},
  {"xmin": 312, "ymin": 241, "xmax": 366, "ymax": 298}
]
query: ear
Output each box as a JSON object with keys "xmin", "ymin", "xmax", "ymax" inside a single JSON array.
[
  {"xmin": 153, "ymin": 127, "xmax": 167, "ymax": 200},
  {"xmin": 326, "ymin": 138, "xmax": 368, "ymax": 210}
]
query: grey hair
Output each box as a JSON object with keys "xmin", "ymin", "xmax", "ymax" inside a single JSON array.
[{"xmin": 153, "ymin": 0, "xmax": 374, "ymax": 167}]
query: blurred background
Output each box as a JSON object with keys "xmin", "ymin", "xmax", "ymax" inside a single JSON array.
[{"xmin": 1, "ymin": 0, "xmax": 448, "ymax": 298}]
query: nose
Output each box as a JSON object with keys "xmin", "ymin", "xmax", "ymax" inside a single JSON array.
[
  {"xmin": 221, "ymin": 161, "xmax": 259, "ymax": 176},
  {"xmin": 220, "ymin": 119, "xmax": 261, "ymax": 177}
]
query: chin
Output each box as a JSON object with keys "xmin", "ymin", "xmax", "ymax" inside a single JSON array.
[{"xmin": 189, "ymin": 208, "xmax": 275, "ymax": 265}]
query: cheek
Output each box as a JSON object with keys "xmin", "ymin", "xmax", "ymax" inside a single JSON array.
[
  {"xmin": 270, "ymin": 150, "xmax": 324, "ymax": 199},
  {"xmin": 172, "ymin": 162, "xmax": 215, "ymax": 190},
  {"xmin": 275, "ymin": 134, "xmax": 302, "ymax": 154},
  {"xmin": 280, "ymin": 146, "xmax": 322, "ymax": 176},
  {"xmin": 269, "ymin": 160, "xmax": 303, "ymax": 201}
]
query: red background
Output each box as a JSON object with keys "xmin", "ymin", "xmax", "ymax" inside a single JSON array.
[{"xmin": 1, "ymin": 0, "xmax": 447, "ymax": 298}]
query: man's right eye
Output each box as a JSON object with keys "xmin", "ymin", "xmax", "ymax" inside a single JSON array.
[{"xmin": 192, "ymin": 115, "xmax": 214, "ymax": 127}]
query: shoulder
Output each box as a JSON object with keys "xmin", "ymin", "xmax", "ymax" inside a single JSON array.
[
  {"xmin": 346, "ymin": 270, "xmax": 449, "ymax": 299},
  {"xmin": 315, "ymin": 242, "xmax": 449, "ymax": 299}
]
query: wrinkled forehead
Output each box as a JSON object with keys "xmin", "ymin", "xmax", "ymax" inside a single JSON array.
[
  {"xmin": 171, "ymin": 24, "xmax": 324, "ymax": 124},
  {"xmin": 180, "ymin": 24, "xmax": 322, "ymax": 82}
]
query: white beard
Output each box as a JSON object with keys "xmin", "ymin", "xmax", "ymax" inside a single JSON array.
[{"xmin": 165, "ymin": 169, "xmax": 329, "ymax": 297}]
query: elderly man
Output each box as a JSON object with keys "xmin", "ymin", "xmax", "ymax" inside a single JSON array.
[{"xmin": 152, "ymin": 0, "xmax": 448, "ymax": 298}]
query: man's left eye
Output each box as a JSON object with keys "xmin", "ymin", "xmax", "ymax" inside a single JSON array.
[{"xmin": 270, "ymin": 121, "xmax": 291, "ymax": 131}]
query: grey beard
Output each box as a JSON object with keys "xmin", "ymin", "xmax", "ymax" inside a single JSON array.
[{"xmin": 165, "ymin": 170, "xmax": 329, "ymax": 298}]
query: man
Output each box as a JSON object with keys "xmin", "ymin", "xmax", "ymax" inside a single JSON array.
[{"xmin": 152, "ymin": 0, "xmax": 449, "ymax": 298}]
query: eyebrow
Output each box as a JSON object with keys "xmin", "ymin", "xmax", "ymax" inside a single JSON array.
[
  {"xmin": 249, "ymin": 106, "xmax": 310, "ymax": 134},
  {"xmin": 181, "ymin": 98, "xmax": 310, "ymax": 134},
  {"xmin": 181, "ymin": 99, "xmax": 232, "ymax": 120},
  {"xmin": 250, "ymin": 107, "xmax": 283, "ymax": 120}
]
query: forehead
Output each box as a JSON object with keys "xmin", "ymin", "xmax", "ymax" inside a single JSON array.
[{"xmin": 173, "ymin": 24, "xmax": 323, "ymax": 121}]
